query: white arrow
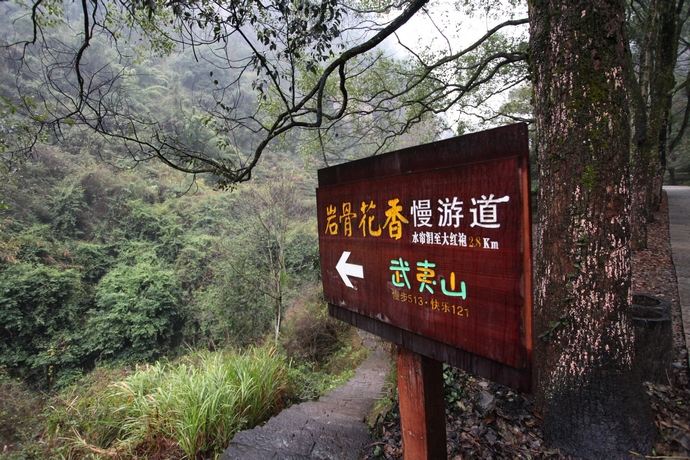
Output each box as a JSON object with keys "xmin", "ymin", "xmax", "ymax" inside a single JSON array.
[{"xmin": 336, "ymin": 251, "xmax": 364, "ymax": 289}]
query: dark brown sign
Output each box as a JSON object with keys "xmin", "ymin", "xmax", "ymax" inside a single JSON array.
[{"xmin": 316, "ymin": 123, "xmax": 533, "ymax": 391}]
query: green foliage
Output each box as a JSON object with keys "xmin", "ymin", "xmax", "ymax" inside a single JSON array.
[
  {"xmin": 86, "ymin": 259, "xmax": 183, "ymax": 364},
  {"xmin": 286, "ymin": 361, "xmax": 354, "ymax": 402},
  {"xmin": 3, "ymin": 224, "xmax": 63, "ymax": 265},
  {"xmin": 189, "ymin": 268, "xmax": 274, "ymax": 349},
  {"xmin": 443, "ymin": 364, "xmax": 469, "ymax": 406},
  {"xmin": 285, "ymin": 337, "xmax": 367, "ymax": 403},
  {"xmin": 47, "ymin": 346, "xmax": 291, "ymax": 459},
  {"xmin": 0, "ymin": 263, "xmax": 87, "ymax": 387},
  {"xmin": 0, "ymin": 137, "xmax": 315, "ymax": 381},
  {"xmin": 116, "ymin": 199, "xmax": 184, "ymax": 262},
  {"xmin": 290, "ymin": 55, "xmax": 447, "ymax": 162},
  {"xmin": 284, "ymin": 221, "xmax": 320, "ymax": 276},
  {"xmin": 496, "ymin": 84, "xmax": 532, "ymax": 121},
  {"xmin": 174, "ymin": 233, "xmax": 219, "ymax": 292},
  {"xmin": 0, "ymin": 145, "xmax": 368, "ymax": 459},
  {"xmin": 68, "ymin": 241, "xmax": 115, "ymax": 283},
  {"xmin": 49, "ymin": 181, "xmax": 87, "ymax": 237},
  {"xmin": 0, "ymin": 146, "xmax": 324, "ymax": 388}
]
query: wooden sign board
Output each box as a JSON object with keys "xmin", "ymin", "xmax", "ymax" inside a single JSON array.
[{"xmin": 316, "ymin": 123, "xmax": 533, "ymax": 391}]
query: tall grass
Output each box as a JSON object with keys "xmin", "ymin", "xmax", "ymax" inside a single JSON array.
[{"xmin": 47, "ymin": 345, "xmax": 290, "ymax": 459}]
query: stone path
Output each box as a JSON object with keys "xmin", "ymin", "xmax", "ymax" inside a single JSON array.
[
  {"xmin": 665, "ymin": 185, "xmax": 690, "ymax": 367},
  {"xmin": 221, "ymin": 336, "xmax": 390, "ymax": 460}
]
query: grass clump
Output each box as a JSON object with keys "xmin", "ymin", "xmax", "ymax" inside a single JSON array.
[{"xmin": 46, "ymin": 345, "xmax": 290, "ymax": 459}]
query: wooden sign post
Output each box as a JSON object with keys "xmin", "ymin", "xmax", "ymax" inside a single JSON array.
[
  {"xmin": 316, "ymin": 123, "xmax": 533, "ymax": 458},
  {"xmin": 396, "ymin": 347, "xmax": 446, "ymax": 459}
]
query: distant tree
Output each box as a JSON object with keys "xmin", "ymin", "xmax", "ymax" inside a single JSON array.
[
  {"xmin": 628, "ymin": 0, "xmax": 689, "ymax": 248},
  {"xmin": 666, "ymin": 10, "xmax": 690, "ymax": 185},
  {"xmin": 234, "ymin": 174, "xmax": 312, "ymax": 343}
]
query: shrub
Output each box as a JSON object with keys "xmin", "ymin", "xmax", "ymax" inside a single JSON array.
[
  {"xmin": 280, "ymin": 298, "xmax": 351, "ymax": 365},
  {"xmin": 10, "ymin": 224, "xmax": 63, "ymax": 265},
  {"xmin": 186, "ymin": 250, "xmax": 274, "ymax": 349},
  {"xmin": 284, "ymin": 222, "xmax": 320, "ymax": 278},
  {"xmin": 280, "ymin": 290, "xmax": 368, "ymax": 402},
  {"xmin": 174, "ymin": 234, "xmax": 219, "ymax": 293},
  {"xmin": 0, "ymin": 263, "xmax": 88, "ymax": 387},
  {"xmin": 86, "ymin": 259, "xmax": 183, "ymax": 364},
  {"xmin": 69, "ymin": 241, "xmax": 115, "ymax": 283},
  {"xmin": 49, "ymin": 181, "xmax": 87, "ymax": 237},
  {"xmin": 120, "ymin": 199, "xmax": 183, "ymax": 262}
]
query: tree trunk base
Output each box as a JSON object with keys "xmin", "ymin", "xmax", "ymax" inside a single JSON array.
[{"xmin": 544, "ymin": 372, "xmax": 656, "ymax": 459}]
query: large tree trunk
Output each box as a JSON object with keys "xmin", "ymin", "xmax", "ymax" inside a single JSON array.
[{"xmin": 529, "ymin": 1, "xmax": 655, "ymax": 457}]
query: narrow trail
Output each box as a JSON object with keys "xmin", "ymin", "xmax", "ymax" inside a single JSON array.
[
  {"xmin": 221, "ymin": 335, "xmax": 390, "ymax": 460},
  {"xmin": 665, "ymin": 185, "xmax": 690, "ymax": 366}
]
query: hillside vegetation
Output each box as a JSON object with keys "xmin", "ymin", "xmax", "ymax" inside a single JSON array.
[
  {"xmin": 0, "ymin": 140, "xmax": 369, "ymax": 458},
  {"xmin": 0, "ymin": 141, "xmax": 320, "ymax": 387}
]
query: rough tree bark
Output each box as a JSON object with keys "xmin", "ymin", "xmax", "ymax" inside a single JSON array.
[{"xmin": 529, "ymin": 1, "xmax": 656, "ymax": 457}]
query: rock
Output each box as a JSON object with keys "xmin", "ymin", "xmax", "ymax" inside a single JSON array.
[{"xmin": 477, "ymin": 391, "xmax": 496, "ymax": 415}]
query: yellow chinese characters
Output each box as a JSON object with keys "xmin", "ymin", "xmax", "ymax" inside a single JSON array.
[
  {"xmin": 325, "ymin": 205, "xmax": 338, "ymax": 235},
  {"xmin": 383, "ymin": 198, "xmax": 409, "ymax": 240},
  {"xmin": 359, "ymin": 200, "xmax": 382, "ymax": 237},
  {"xmin": 340, "ymin": 202, "xmax": 356, "ymax": 237},
  {"xmin": 325, "ymin": 198, "xmax": 408, "ymax": 239}
]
